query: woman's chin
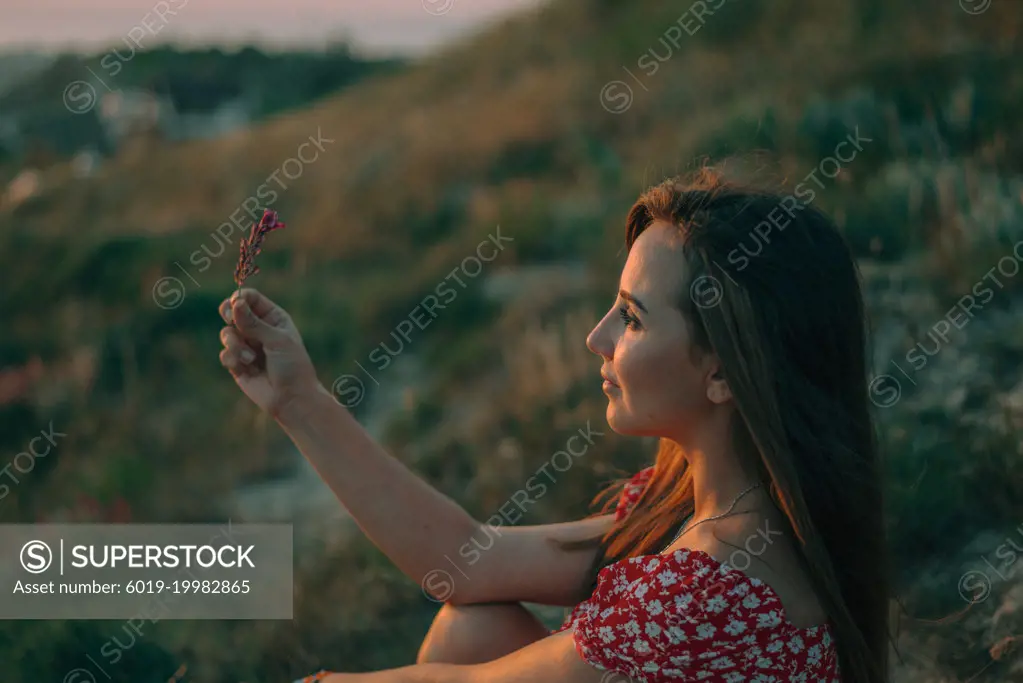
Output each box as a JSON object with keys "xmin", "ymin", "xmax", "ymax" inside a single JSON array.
[
  {"xmin": 605, "ymin": 406, "xmax": 658, "ymax": 438},
  {"xmin": 604, "ymin": 405, "xmax": 630, "ymax": 435}
]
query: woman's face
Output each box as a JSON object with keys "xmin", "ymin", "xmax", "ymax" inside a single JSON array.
[{"xmin": 586, "ymin": 221, "xmax": 726, "ymax": 439}]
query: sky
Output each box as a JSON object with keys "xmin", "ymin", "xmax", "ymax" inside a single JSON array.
[{"xmin": 1, "ymin": 0, "xmax": 546, "ymax": 56}]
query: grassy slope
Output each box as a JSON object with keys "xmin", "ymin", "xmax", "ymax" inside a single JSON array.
[{"xmin": 0, "ymin": 0, "xmax": 1022, "ymax": 680}]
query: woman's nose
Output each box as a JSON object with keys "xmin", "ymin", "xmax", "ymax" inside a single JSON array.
[{"xmin": 586, "ymin": 315, "xmax": 613, "ymax": 359}]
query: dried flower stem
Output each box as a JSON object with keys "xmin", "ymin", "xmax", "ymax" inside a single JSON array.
[{"xmin": 233, "ymin": 208, "xmax": 287, "ymax": 302}]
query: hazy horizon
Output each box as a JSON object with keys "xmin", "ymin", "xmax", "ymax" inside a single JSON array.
[{"xmin": 1, "ymin": 0, "xmax": 546, "ymax": 56}]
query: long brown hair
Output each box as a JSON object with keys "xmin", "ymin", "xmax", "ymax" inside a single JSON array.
[{"xmin": 567, "ymin": 167, "xmax": 890, "ymax": 683}]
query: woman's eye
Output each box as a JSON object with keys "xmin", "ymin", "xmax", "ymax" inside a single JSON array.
[{"xmin": 618, "ymin": 306, "xmax": 640, "ymax": 330}]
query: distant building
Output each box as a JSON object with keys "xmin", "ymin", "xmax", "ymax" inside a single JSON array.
[
  {"xmin": 163, "ymin": 94, "xmax": 255, "ymax": 142},
  {"xmin": 98, "ymin": 87, "xmax": 255, "ymax": 147},
  {"xmin": 98, "ymin": 88, "xmax": 173, "ymax": 146}
]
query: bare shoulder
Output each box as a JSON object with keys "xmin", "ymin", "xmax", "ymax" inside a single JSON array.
[{"xmin": 667, "ymin": 509, "xmax": 828, "ymax": 629}]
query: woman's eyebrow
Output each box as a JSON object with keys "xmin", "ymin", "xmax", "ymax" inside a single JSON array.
[{"xmin": 619, "ymin": 289, "xmax": 648, "ymax": 313}]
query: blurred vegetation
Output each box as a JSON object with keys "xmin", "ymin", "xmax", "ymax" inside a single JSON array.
[
  {"xmin": 0, "ymin": 0, "xmax": 1022, "ymax": 680},
  {"xmin": 0, "ymin": 43, "xmax": 404, "ymax": 159}
]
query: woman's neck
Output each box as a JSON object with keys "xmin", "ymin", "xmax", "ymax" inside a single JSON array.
[{"xmin": 673, "ymin": 421, "xmax": 766, "ymax": 521}]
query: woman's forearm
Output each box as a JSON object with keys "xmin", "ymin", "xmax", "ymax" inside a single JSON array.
[{"xmin": 273, "ymin": 382, "xmax": 482, "ymax": 597}]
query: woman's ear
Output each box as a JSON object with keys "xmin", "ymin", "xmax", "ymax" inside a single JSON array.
[{"xmin": 706, "ymin": 366, "xmax": 732, "ymax": 404}]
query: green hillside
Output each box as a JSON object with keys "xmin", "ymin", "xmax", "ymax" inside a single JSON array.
[{"xmin": 0, "ymin": 0, "xmax": 1021, "ymax": 680}]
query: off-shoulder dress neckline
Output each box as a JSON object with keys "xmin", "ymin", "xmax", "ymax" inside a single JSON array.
[{"xmin": 598, "ymin": 545, "xmax": 833, "ymax": 634}]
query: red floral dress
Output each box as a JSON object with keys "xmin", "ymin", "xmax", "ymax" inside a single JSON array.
[
  {"xmin": 554, "ymin": 466, "xmax": 842, "ymax": 683},
  {"xmin": 297, "ymin": 468, "xmax": 841, "ymax": 682}
]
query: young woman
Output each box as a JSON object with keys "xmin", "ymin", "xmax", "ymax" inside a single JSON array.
[{"xmin": 219, "ymin": 168, "xmax": 891, "ymax": 683}]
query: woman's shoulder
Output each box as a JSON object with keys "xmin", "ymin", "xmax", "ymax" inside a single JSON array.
[
  {"xmin": 597, "ymin": 545, "xmax": 829, "ymax": 631},
  {"xmin": 580, "ymin": 547, "xmax": 838, "ymax": 649},
  {"xmin": 590, "ymin": 546, "xmax": 786, "ymax": 616}
]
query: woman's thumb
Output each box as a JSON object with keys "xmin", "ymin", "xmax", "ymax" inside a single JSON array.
[{"xmin": 234, "ymin": 299, "xmax": 274, "ymax": 341}]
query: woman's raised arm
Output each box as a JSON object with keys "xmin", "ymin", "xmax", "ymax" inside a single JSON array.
[
  {"xmin": 219, "ymin": 288, "xmax": 610, "ymax": 607},
  {"xmin": 274, "ymin": 382, "xmax": 611, "ymax": 606}
]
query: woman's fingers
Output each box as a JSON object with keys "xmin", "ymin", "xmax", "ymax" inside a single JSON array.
[
  {"xmin": 220, "ymin": 346, "xmax": 260, "ymax": 378},
  {"xmin": 220, "ymin": 326, "xmax": 257, "ymax": 364},
  {"xmin": 219, "ymin": 297, "xmax": 234, "ymax": 324},
  {"xmin": 234, "ymin": 287, "xmax": 282, "ymax": 322},
  {"xmin": 219, "ymin": 347, "xmax": 242, "ymax": 374}
]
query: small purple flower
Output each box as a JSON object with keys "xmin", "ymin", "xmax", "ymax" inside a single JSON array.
[{"xmin": 234, "ymin": 208, "xmax": 286, "ymax": 287}]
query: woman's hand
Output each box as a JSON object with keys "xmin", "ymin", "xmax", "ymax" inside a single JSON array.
[{"xmin": 218, "ymin": 288, "xmax": 321, "ymax": 417}]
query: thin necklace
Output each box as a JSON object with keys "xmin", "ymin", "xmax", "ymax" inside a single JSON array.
[{"xmin": 666, "ymin": 482, "xmax": 763, "ymax": 549}]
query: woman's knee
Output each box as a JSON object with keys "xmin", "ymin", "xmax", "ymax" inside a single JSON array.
[{"xmin": 416, "ymin": 602, "xmax": 550, "ymax": 665}]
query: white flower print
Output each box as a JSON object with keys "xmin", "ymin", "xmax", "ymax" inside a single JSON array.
[
  {"xmin": 666, "ymin": 625, "xmax": 688, "ymax": 645},
  {"xmin": 623, "ymin": 619, "xmax": 642, "ymax": 637},
  {"xmin": 598, "ymin": 625, "xmax": 616, "ymax": 644},
  {"xmin": 705, "ymin": 594, "xmax": 728, "ymax": 614},
  {"xmin": 756, "ymin": 610, "xmax": 782, "ymax": 628},
  {"xmin": 647, "ymin": 599, "xmax": 665, "ymax": 616},
  {"xmin": 787, "ymin": 635, "xmax": 805, "ymax": 654},
  {"xmin": 674, "ymin": 593, "xmax": 694, "ymax": 610},
  {"xmin": 695, "ymin": 622, "xmax": 717, "ymax": 639},
  {"xmin": 644, "ymin": 621, "xmax": 663, "ymax": 639},
  {"xmin": 658, "ymin": 569, "xmax": 679, "ymax": 587},
  {"xmin": 806, "ymin": 644, "xmax": 822, "ymax": 666},
  {"xmin": 633, "ymin": 637, "xmax": 652, "ymax": 655},
  {"xmin": 722, "ymin": 672, "xmax": 747, "ymax": 683},
  {"xmin": 709, "ymin": 656, "xmax": 736, "ymax": 670},
  {"xmin": 668, "ymin": 653, "xmax": 692, "ymax": 667},
  {"xmin": 742, "ymin": 593, "xmax": 762, "ymax": 610},
  {"xmin": 724, "ymin": 618, "xmax": 747, "ymax": 636}
]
